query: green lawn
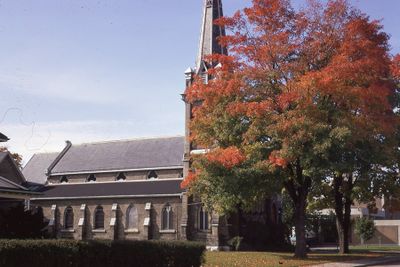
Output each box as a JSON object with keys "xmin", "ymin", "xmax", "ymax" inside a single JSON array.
[{"xmin": 204, "ymin": 251, "xmax": 384, "ymax": 267}]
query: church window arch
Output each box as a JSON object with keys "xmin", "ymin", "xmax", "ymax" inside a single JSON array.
[
  {"xmin": 64, "ymin": 206, "xmax": 74, "ymax": 229},
  {"xmin": 147, "ymin": 170, "xmax": 158, "ymax": 180},
  {"xmin": 87, "ymin": 174, "xmax": 96, "ymax": 182},
  {"xmin": 116, "ymin": 172, "xmax": 126, "ymax": 181},
  {"xmin": 199, "ymin": 206, "xmax": 209, "ymax": 230},
  {"xmin": 60, "ymin": 175, "xmax": 69, "ymax": 183},
  {"xmin": 94, "ymin": 206, "xmax": 104, "ymax": 229},
  {"xmin": 126, "ymin": 204, "xmax": 138, "ymax": 230},
  {"xmin": 161, "ymin": 203, "xmax": 173, "ymax": 230}
]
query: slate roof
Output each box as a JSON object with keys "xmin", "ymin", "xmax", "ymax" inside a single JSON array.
[
  {"xmin": 196, "ymin": 0, "xmax": 227, "ymax": 73},
  {"xmin": 0, "ymin": 132, "xmax": 9, "ymax": 142},
  {"xmin": 50, "ymin": 136, "xmax": 184, "ymax": 175},
  {"xmin": 31, "ymin": 179, "xmax": 183, "ymax": 200},
  {"xmin": 0, "ymin": 176, "xmax": 26, "ymax": 190},
  {"xmin": 0, "ymin": 152, "xmax": 26, "ymax": 184},
  {"xmin": 22, "ymin": 152, "xmax": 59, "ymax": 185},
  {"xmin": 0, "ymin": 176, "xmax": 40, "ymax": 196},
  {"xmin": 0, "ymin": 153, "xmax": 7, "ymax": 162}
]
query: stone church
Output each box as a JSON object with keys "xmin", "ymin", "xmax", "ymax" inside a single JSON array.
[{"xmin": 22, "ymin": 0, "xmax": 281, "ymax": 249}]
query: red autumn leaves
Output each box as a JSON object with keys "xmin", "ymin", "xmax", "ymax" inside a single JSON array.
[{"xmin": 181, "ymin": 0, "xmax": 399, "ymax": 189}]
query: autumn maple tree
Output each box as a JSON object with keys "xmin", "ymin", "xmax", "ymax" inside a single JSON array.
[{"xmin": 183, "ymin": 0, "xmax": 399, "ymax": 258}]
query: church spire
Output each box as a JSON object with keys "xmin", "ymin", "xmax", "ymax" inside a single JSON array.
[{"xmin": 196, "ymin": 0, "xmax": 227, "ymax": 74}]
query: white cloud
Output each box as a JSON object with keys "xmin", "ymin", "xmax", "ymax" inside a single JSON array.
[{"xmin": 1, "ymin": 120, "xmax": 183, "ymax": 165}]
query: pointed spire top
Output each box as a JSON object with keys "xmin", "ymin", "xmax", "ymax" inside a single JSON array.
[{"xmin": 196, "ymin": 0, "xmax": 227, "ymax": 74}]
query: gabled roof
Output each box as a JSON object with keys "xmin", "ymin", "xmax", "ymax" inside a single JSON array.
[
  {"xmin": 0, "ymin": 176, "xmax": 41, "ymax": 197},
  {"xmin": 23, "ymin": 137, "xmax": 185, "ymax": 181},
  {"xmin": 22, "ymin": 152, "xmax": 59, "ymax": 185},
  {"xmin": 0, "ymin": 152, "xmax": 25, "ymax": 184},
  {"xmin": 51, "ymin": 136, "xmax": 184, "ymax": 175},
  {"xmin": 0, "ymin": 153, "xmax": 8, "ymax": 162},
  {"xmin": 0, "ymin": 176, "xmax": 28, "ymax": 191},
  {"xmin": 31, "ymin": 179, "xmax": 183, "ymax": 200},
  {"xmin": 0, "ymin": 132, "xmax": 9, "ymax": 142}
]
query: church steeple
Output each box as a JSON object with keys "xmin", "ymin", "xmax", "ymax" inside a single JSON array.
[{"xmin": 196, "ymin": 0, "xmax": 227, "ymax": 74}]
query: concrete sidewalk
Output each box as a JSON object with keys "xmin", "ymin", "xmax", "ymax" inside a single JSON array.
[{"xmin": 310, "ymin": 256, "xmax": 400, "ymax": 267}]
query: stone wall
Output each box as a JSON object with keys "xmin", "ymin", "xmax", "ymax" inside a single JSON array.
[{"xmin": 32, "ymin": 196, "xmax": 184, "ymax": 241}]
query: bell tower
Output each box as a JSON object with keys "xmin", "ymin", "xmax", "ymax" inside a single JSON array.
[
  {"xmin": 196, "ymin": 0, "xmax": 227, "ymax": 75},
  {"xmin": 181, "ymin": 0, "xmax": 228, "ymax": 249},
  {"xmin": 183, "ymin": 0, "xmax": 227, "ymax": 175}
]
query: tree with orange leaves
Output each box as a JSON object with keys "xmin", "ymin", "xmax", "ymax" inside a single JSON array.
[{"xmin": 183, "ymin": 0, "xmax": 398, "ymax": 258}]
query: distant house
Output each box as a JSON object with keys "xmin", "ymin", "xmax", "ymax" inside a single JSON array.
[
  {"xmin": 0, "ymin": 134, "xmax": 40, "ymax": 210},
  {"xmin": 0, "ymin": 132, "xmax": 9, "ymax": 143},
  {"xmin": 0, "ymin": 152, "xmax": 37, "ymax": 203}
]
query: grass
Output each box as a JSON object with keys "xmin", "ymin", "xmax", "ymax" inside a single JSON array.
[{"xmin": 204, "ymin": 251, "xmax": 384, "ymax": 267}]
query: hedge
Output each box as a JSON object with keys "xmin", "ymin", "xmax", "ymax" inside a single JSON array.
[{"xmin": 0, "ymin": 239, "xmax": 205, "ymax": 267}]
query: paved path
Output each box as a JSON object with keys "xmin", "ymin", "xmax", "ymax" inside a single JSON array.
[{"xmin": 311, "ymin": 256, "xmax": 400, "ymax": 267}]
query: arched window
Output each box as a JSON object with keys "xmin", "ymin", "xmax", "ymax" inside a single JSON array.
[
  {"xmin": 161, "ymin": 203, "xmax": 173, "ymax": 230},
  {"xmin": 64, "ymin": 206, "xmax": 74, "ymax": 229},
  {"xmin": 87, "ymin": 174, "xmax": 96, "ymax": 182},
  {"xmin": 116, "ymin": 172, "xmax": 126, "ymax": 181},
  {"xmin": 60, "ymin": 176, "xmax": 69, "ymax": 183},
  {"xmin": 199, "ymin": 206, "xmax": 209, "ymax": 230},
  {"xmin": 126, "ymin": 204, "xmax": 138, "ymax": 229},
  {"xmin": 94, "ymin": 206, "xmax": 104, "ymax": 229},
  {"xmin": 147, "ymin": 170, "xmax": 158, "ymax": 180}
]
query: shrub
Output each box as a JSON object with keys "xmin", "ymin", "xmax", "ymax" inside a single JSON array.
[
  {"xmin": 354, "ymin": 217, "xmax": 376, "ymax": 245},
  {"xmin": 228, "ymin": 236, "xmax": 244, "ymax": 251},
  {"xmin": 0, "ymin": 204, "xmax": 47, "ymax": 239},
  {"xmin": 0, "ymin": 239, "xmax": 205, "ymax": 267}
]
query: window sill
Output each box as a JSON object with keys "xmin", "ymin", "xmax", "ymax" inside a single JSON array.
[
  {"xmin": 159, "ymin": 229, "xmax": 176, "ymax": 234},
  {"xmin": 198, "ymin": 229, "xmax": 211, "ymax": 233},
  {"xmin": 92, "ymin": 229, "xmax": 106, "ymax": 233},
  {"xmin": 61, "ymin": 229, "xmax": 75, "ymax": 233},
  {"xmin": 124, "ymin": 229, "xmax": 139, "ymax": 233}
]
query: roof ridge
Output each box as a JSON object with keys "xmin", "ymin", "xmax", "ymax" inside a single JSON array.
[
  {"xmin": 0, "ymin": 176, "xmax": 29, "ymax": 191},
  {"xmin": 73, "ymin": 135, "xmax": 184, "ymax": 146},
  {"xmin": 30, "ymin": 151, "xmax": 60, "ymax": 156}
]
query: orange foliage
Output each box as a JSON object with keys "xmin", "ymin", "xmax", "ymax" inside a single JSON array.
[
  {"xmin": 268, "ymin": 151, "xmax": 288, "ymax": 168},
  {"xmin": 180, "ymin": 171, "xmax": 197, "ymax": 189},
  {"xmin": 206, "ymin": 147, "xmax": 246, "ymax": 169},
  {"xmin": 186, "ymin": 0, "xmax": 397, "ymax": 172}
]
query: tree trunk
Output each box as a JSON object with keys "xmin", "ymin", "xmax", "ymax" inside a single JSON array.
[
  {"xmin": 294, "ymin": 193, "xmax": 308, "ymax": 258},
  {"xmin": 284, "ymin": 161, "xmax": 311, "ymax": 258},
  {"xmin": 333, "ymin": 173, "xmax": 353, "ymax": 254}
]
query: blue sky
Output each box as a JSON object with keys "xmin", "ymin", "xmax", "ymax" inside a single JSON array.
[{"xmin": 0, "ymin": 0, "xmax": 399, "ymax": 163}]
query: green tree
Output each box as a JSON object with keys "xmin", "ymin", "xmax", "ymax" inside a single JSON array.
[
  {"xmin": 184, "ymin": 0, "xmax": 398, "ymax": 258},
  {"xmin": 354, "ymin": 217, "xmax": 375, "ymax": 245}
]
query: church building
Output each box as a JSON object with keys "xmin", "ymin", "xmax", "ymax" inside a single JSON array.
[{"xmin": 22, "ymin": 0, "xmax": 249, "ymax": 250}]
